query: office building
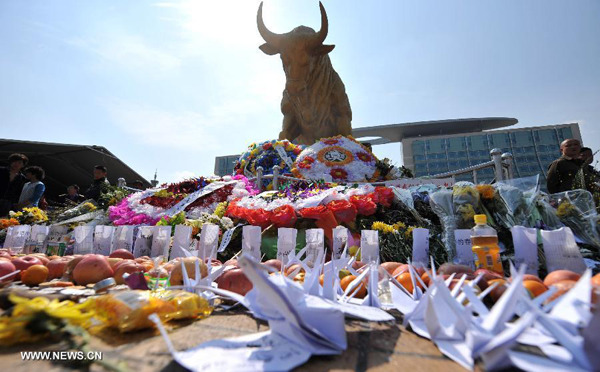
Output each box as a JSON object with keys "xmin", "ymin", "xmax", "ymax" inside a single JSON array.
[{"xmin": 353, "ymin": 119, "xmax": 582, "ymax": 185}]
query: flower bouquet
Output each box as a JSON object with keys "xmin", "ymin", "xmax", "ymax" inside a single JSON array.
[
  {"xmin": 9, "ymin": 207, "xmax": 48, "ymax": 225},
  {"xmin": 548, "ymin": 190, "xmax": 600, "ymax": 251},
  {"xmin": 234, "ymin": 140, "xmax": 304, "ymax": 189},
  {"xmin": 292, "ymin": 135, "xmax": 378, "ymax": 182},
  {"xmin": 54, "ymin": 201, "xmax": 98, "ymax": 223}
]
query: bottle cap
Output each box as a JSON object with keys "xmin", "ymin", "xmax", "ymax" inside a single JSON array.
[{"xmin": 474, "ymin": 214, "xmax": 487, "ymax": 224}]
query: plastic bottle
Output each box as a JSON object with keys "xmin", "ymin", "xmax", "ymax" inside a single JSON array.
[{"xmin": 470, "ymin": 214, "xmax": 503, "ymax": 274}]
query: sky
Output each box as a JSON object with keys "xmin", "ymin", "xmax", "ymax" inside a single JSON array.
[{"xmin": 1, "ymin": 0, "xmax": 599, "ymax": 184}]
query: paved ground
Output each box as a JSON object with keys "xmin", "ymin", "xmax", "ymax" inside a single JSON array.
[{"xmin": 0, "ymin": 307, "xmax": 480, "ymax": 372}]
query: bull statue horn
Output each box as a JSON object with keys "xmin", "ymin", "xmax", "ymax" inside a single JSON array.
[
  {"xmin": 314, "ymin": 1, "xmax": 329, "ymax": 45},
  {"xmin": 257, "ymin": 2, "xmax": 282, "ymax": 47}
]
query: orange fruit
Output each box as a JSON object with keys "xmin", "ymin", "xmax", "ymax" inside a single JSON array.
[
  {"xmin": 21, "ymin": 264, "xmax": 49, "ymax": 286},
  {"xmin": 421, "ymin": 271, "xmax": 431, "ymax": 287},
  {"xmin": 340, "ymin": 275, "xmax": 367, "ymax": 298},
  {"xmin": 592, "ymin": 273, "xmax": 600, "ymax": 286},
  {"xmin": 396, "ymin": 272, "xmax": 423, "ymax": 294},
  {"xmin": 523, "ymin": 280, "xmax": 548, "ymax": 298}
]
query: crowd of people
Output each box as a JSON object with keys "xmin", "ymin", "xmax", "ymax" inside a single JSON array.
[
  {"xmin": 0, "ymin": 153, "xmax": 146, "ymax": 218},
  {"xmin": 546, "ymin": 138, "xmax": 600, "ymax": 196}
]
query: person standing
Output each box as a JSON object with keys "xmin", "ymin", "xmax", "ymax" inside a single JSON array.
[
  {"xmin": 84, "ymin": 165, "xmax": 110, "ymax": 201},
  {"xmin": 0, "ymin": 153, "xmax": 28, "ymax": 216},
  {"xmin": 59, "ymin": 184, "xmax": 85, "ymax": 205},
  {"xmin": 16, "ymin": 166, "xmax": 46, "ymax": 209},
  {"xmin": 547, "ymin": 139, "xmax": 585, "ymax": 194}
]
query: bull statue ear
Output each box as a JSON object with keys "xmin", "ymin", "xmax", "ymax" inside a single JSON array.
[
  {"xmin": 312, "ymin": 44, "xmax": 335, "ymax": 55},
  {"xmin": 259, "ymin": 43, "xmax": 279, "ymax": 55}
]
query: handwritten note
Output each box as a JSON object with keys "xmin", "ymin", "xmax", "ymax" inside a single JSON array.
[
  {"xmin": 332, "ymin": 226, "xmax": 348, "ymax": 259},
  {"xmin": 198, "ymin": 224, "xmax": 219, "ymax": 261},
  {"xmin": 412, "ymin": 228, "xmax": 429, "ymax": 267},
  {"xmin": 454, "ymin": 229, "xmax": 475, "ymax": 269},
  {"xmin": 93, "ymin": 225, "xmax": 115, "ymax": 256},
  {"xmin": 24, "ymin": 225, "xmax": 49, "ymax": 254},
  {"xmin": 511, "ymin": 226, "xmax": 539, "ymax": 275},
  {"xmin": 151, "ymin": 226, "xmax": 172, "ymax": 258},
  {"xmin": 133, "ymin": 226, "xmax": 154, "ymax": 258},
  {"xmin": 541, "ymin": 227, "xmax": 587, "ymax": 274},
  {"xmin": 277, "ymin": 227, "xmax": 297, "ymax": 265},
  {"xmin": 242, "ymin": 225, "xmax": 261, "ymax": 260},
  {"xmin": 45, "ymin": 225, "xmax": 68, "ymax": 256},
  {"xmin": 361, "ymin": 230, "xmax": 379, "ymax": 264},
  {"xmin": 171, "ymin": 225, "xmax": 193, "ymax": 259},
  {"xmin": 113, "ymin": 225, "xmax": 134, "ymax": 252},
  {"xmin": 305, "ymin": 228, "xmax": 324, "ymax": 265},
  {"xmin": 73, "ymin": 226, "xmax": 94, "ymax": 255}
]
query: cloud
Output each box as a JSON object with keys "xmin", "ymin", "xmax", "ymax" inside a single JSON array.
[
  {"xmin": 67, "ymin": 34, "xmax": 181, "ymax": 72},
  {"xmin": 106, "ymin": 102, "xmax": 220, "ymax": 149}
]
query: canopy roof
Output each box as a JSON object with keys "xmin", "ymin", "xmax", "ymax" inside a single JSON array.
[
  {"xmin": 352, "ymin": 117, "xmax": 518, "ymax": 145},
  {"xmin": 0, "ymin": 138, "xmax": 150, "ymax": 199}
]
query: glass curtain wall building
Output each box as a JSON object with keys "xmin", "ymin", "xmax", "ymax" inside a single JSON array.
[{"xmin": 402, "ymin": 123, "xmax": 581, "ymax": 186}]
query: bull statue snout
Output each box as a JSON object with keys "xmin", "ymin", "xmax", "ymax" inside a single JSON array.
[{"xmin": 257, "ymin": 1, "xmax": 352, "ymax": 145}]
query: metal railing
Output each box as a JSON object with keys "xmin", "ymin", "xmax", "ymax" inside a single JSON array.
[
  {"xmin": 241, "ymin": 148, "xmax": 515, "ymax": 191},
  {"xmin": 429, "ymin": 148, "xmax": 514, "ymax": 183}
]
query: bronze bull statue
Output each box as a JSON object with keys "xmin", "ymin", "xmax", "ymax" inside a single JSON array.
[{"xmin": 257, "ymin": 2, "xmax": 352, "ymax": 145}]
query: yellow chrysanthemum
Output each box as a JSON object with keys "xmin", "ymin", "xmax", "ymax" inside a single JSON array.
[
  {"xmin": 371, "ymin": 221, "xmax": 395, "ymax": 234},
  {"xmin": 392, "ymin": 221, "xmax": 406, "ymax": 231},
  {"xmin": 556, "ymin": 201, "xmax": 576, "ymax": 218},
  {"xmin": 405, "ymin": 226, "xmax": 415, "ymax": 239},
  {"xmin": 476, "ymin": 185, "xmax": 495, "ymax": 200}
]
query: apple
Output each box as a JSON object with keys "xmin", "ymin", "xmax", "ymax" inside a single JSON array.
[
  {"xmin": 474, "ymin": 268, "xmax": 503, "ymax": 282},
  {"xmin": 352, "ymin": 260, "xmax": 366, "ymax": 270},
  {"xmin": 30, "ymin": 254, "xmax": 49, "ymax": 265},
  {"xmin": 205, "ymin": 258, "xmax": 223, "ymax": 267},
  {"xmin": 216, "ymin": 268, "xmax": 253, "ymax": 295},
  {"xmin": 0, "ymin": 260, "xmax": 17, "ymax": 282},
  {"xmin": 109, "ymin": 249, "xmax": 135, "ymax": 260},
  {"xmin": 380, "ymin": 262, "xmax": 403, "ymax": 275},
  {"xmin": 438, "ymin": 263, "xmax": 474, "ymax": 276},
  {"xmin": 46, "ymin": 258, "xmax": 69, "ymax": 280},
  {"xmin": 224, "ymin": 258, "xmax": 238, "ymax": 267},
  {"xmin": 11, "ymin": 256, "xmax": 43, "ymax": 279},
  {"xmin": 114, "ymin": 261, "xmax": 146, "ymax": 284},
  {"xmin": 72, "ymin": 254, "xmax": 114, "ymax": 285},
  {"xmin": 65, "ymin": 255, "xmax": 85, "ymax": 281}
]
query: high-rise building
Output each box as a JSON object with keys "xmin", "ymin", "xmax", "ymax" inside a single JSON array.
[
  {"xmin": 214, "ymin": 154, "xmax": 240, "ymax": 176},
  {"xmin": 354, "ymin": 119, "xmax": 582, "ymax": 186},
  {"xmin": 401, "ymin": 123, "xmax": 581, "ymax": 185}
]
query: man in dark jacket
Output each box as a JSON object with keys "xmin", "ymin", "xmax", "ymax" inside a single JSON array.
[
  {"xmin": 0, "ymin": 153, "xmax": 28, "ymax": 216},
  {"xmin": 84, "ymin": 165, "xmax": 110, "ymax": 201},
  {"xmin": 547, "ymin": 139, "xmax": 584, "ymax": 194}
]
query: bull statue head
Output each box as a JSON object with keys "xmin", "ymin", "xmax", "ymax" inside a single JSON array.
[{"xmin": 257, "ymin": 1, "xmax": 352, "ymax": 145}]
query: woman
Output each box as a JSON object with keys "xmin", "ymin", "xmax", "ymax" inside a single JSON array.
[{"xmin": 16, "ymin": 166, "xmax": 46, "ymax": 210}]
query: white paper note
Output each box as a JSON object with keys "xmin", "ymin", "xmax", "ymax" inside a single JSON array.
[
  {"xmin": 113, "ymin": 225, "xmax": 134, "ymax": 253},
  {"xmin": 4, "ymin": 225, "xmax": 31, "ymax": 252},
  {"xmin": 332, "ymin": 226, "xmax": 348, "ymax": 260},
  {"xmin": 93, "ymin": 225, "xmax": 115, "ymax": 256},
  {"xmin": 133, "ymin": 226, "xmax": 154, "ymax": 258},
  {"xmin": 198, "ymin": 223, "xmax": 219, "ymax": 261},
  {"xmin": 171, "ymin": 225, "xmax": 193, "ymax": 260},
  {"xmin": 218, "ymin": 224, "xmax": 242, "ymax": 253},
  {"xmin": 44, "ymin": 225, "xmax": 68, "ymax": 255},
  {"xmin": 412, "ymin": 228, "xmax": 429, "ymax": 267},
  {"xmin": 454, "ymin": 229, "xmax": 474, "ymax": 269},
  {"xmin": 73, "ymin": 225, "xmax": 94, "ymax": 255},
  {"xmin": 511, "ymin": 226, "xmax": 539, "ymax": 275},
  {"xmin": 541, "ymin": 227, "xmax": 587, "ymax": 274},
  {"xmin": 24, "ymin": 225, "xmax": 49, "ymax": 254},
  {"xmin": 305, "ymin": 228, "xmax": 324, "ymax": 266},
  {"xmin": 242, "ymin": 225, "xmax": 262, "ymax": 260},
  {"xmin": 360, "ymin": 230, "xmax": 379, "ymax": 264},
  {"xmin": 151, "ymin": 226, "xmax": 172, "ymax": 258},
  {"xmin": 277, "ymin": 227, "xmax": 297, "ymax": 265}
]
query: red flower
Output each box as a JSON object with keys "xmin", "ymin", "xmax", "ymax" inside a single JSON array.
[
  {"xmin": 330, "ymin": 168, "xmax": 348, "ymax": 180},
  {"xmin": 299, "ymin": 206, "xmax": 338, "ymax": 243},
  {"xmin": 246, "ymin": 209, "xmax": 273, "ymax": 229},
  {"xmin": 270, "ymin": 205, "xmax": 297, "ymax": 228},
  {"xmin": 323, "ymin": 139, "xmax": 339, "ymax": 145},
  {"xmin": 304, "ymin": 156, "xmax": 315, "ymax": 164},
  {"xmin": 263, "ymin": 142, "xmax": 273, "ymax": 150},
  {"xmin": 326, "ymin": 200, "xmax": 357, "ymax": 224},
  {"xmin": 356, "ymin": 152, "xmax": 373, "ymax": 163},
  {"xmin": 349, "ymin": 195, "xmax": 377, "ymax": 216},
  {"xmin": 293, "ymin": 147, "xmax": 302, "ymax": 155},
  {"xmin": 374, "ymin": 187, "xmax": 394, "ymax": 207}
]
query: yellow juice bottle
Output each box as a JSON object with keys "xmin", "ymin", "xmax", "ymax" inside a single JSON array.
[{"xmin": 470, "ymin": 214, "xmax": 503, "ymax": 274}]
